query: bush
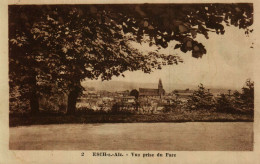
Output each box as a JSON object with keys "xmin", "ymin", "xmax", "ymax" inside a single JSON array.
[
  {"xmin": 162, "ymin": 99, "xmax": 183, "ymax": 113},
  {"xmin": 162, "ymin": 105, "xmax": 172, "ymax": 113},
  {"xmin": 111, "ymin": 103, "xmax": 120, "ymax": 113},
  {"xmin": 216, "ymin": 94, "xmax": 236, "ymax": 113},
  {"xmin": 76, "ymin": 107, "xmax": 95, "ymax": 114},
  {"xmin": 9, "ymin": 86, "xmax": 30, "ymax": 113},
  {"xmin": 110, "ymin": 103, "xmax": 134, "ymax": 114}
]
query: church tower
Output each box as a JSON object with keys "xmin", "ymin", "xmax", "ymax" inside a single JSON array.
[
  {"xmin": 158, "ymin": 78, "xmax": 164, "ymax": 98},
  {"xmin": 158, "ymin": 78, "xmax": 163, "ymax": 90}
]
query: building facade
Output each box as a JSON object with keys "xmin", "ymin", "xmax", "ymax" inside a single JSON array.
[{"xmin": 139, "ymin": 79, "xmax": 165, "ymax": 98}]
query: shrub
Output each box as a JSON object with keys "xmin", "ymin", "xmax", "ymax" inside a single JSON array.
[
  {"xmin": 76, "ymin": 107, "xmax": 95, "ymax": 114},
  {"xmin": 216, "ymin": 93, "xmax": 236, "ymax": 113},
  {"xmin": 162, "ymin": 105, "xmax": 172, "ymax": 113},
  {"xmin": 111, "ymin": 103, "xmax": 120, "ymax": 113},
  {"xmin": 9, "ymin": 86, "xmax": 30, "ymax": 113},
  {"xmin": 162, "ymin": 99, "xmax": 183, "ymax": 113}
]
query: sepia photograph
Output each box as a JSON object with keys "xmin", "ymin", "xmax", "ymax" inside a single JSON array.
[{"xmin": 7, "ymin": 3, "xmax": 255, "ymax": 152}]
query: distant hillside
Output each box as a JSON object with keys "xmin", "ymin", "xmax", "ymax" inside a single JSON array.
[
  {"xmin": 82, "ymin": 81, "xmax": 158, "ymax": 92},
  {"xmin": 82, "ymin": 81, "xmax": 200, "ymax": 92}
]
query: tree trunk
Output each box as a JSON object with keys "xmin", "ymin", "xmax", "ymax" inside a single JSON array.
[
  {"xmin": 30, "ymin": 74, "xmax": 39, "ymax": 114},
  {"xmin": 67, "ymin": 89, "xmax": 79, "ymax": 115},
  {"xmin": 30, "ymin": 91, "xmax": 39, "ymax": 114}
]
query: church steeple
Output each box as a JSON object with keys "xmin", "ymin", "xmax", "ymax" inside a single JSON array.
[
  {"xmin": 158, "ymin": 78, "xmax": 164, "ymax": 99},
  {"xmin": 158, "ymin": 78, "xmax": 163, "ymax": 90}
]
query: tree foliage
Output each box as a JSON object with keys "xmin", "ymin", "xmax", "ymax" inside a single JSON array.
[
  {"xmin": 130, "ymin": 89, "xmax": 139, "ymax": 99},
  {"xmin": 111, "ymin": 4, "xmax": 253, "ymax": 57},
  {"xmin": 9, "ymin": 4, "xmax": 253, "ymax": 113},
  {"xmin": 216, "ymin": 79, "xmax": 254, "ymax": 114},
  {"xmin": 187, "ymin": 84, "xmax": 215, "ymax": 110}
]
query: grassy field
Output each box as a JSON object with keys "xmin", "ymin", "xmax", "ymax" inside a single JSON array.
[
  {"xmin": 10, "ymin": 122, "xmax": 253, "ymax": 150},
  {"xmin": 9, "ymin": 109, "xmax": 253, "ymax": 127}
]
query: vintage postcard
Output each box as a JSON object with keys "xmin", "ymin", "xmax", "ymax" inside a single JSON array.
[{"xmin": 0, "ymin": 0, "xmax": 260, "ymax": 163}]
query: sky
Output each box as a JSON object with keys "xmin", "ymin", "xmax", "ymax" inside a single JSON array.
[{"xmin": 85, "ymin": 25, "xmax": 254, "ymax": 90}]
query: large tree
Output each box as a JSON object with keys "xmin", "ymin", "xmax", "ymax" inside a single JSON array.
[{"xmin": 9, "ymin": 4, "xmax": 253, "ymax": 114}]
